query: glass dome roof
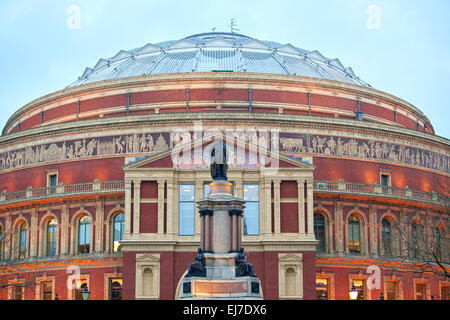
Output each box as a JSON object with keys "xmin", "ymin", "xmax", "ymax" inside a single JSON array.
[{"xmin": 68, "ymin": 32, "xmax": 371, "ymax": 88}]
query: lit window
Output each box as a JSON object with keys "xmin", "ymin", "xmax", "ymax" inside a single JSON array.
[
  {"xmin": 382, "ymin": 218, "xmax": 392, "ymax": 256},
  {"xmin": 75, "ymin": 282, "xmax": 88, "ymax": 300},
  {"xmin": 110, "ymin": 279, "xmax": 123, "ymax": 300},
  {"xmin": 316, "ymin": 278, "xmax": 328, "ymax": 300},
  {"xmin": 386, "ymin": 281, "xmax": 397, "ymax": 300},
  {"xmin": 314, "ymin": 213, "xmax": 326, "ymax": 253},
  {"xmin": 243, "ymin": 184, "xmax": 259, "ymax": 236},
  {"xmin": 19, "ymin": 223, "xmax": 27, "ymax": 259},
  {"xmin": 47, "ymin": 219, "xmax": 57, "ymax": 257},
  {"xmin": 179, "ymin": 185, "xmax": 195, "ymax": 236},
  {"xmin": 348, "ymin": 215, "xmax": 360, "ymax": 254},
  {"xmin": 78, "ymin": 216, "xmax": 90, "ymax": 254},
  {"xmin": 352, "ymin": 279, "xmax": 365, "ymax": 300},
  {"xmin": 42, "ymin": 281, "xmax": 53, "ymax": 300},
  {"xmin": 113, "ymin": 213, "xmax": 125, "ymax": 252}
]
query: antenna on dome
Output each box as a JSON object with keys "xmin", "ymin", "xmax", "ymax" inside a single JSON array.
[
  {"xmin": 212, "ymin": 27, "xmax": 216, "ymax": 32},
  {"xmin": 230, "ymin": 18, "xmax": 240, "ymax": 33}
]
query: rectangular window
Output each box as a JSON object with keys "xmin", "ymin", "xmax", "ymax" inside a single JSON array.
[
  {"xmin": 243, "ymin": 184, "xmax": 259, "ymax": 236},
  {"xmin": 352, "ymin": 279, "xmax": 365, "ymax": 300},
  {"xmin": 42, "ymin": 281, "xmax": 53, "ymax": 300},
  {"xmin": 179, "ymin": 184, "xmax": 195, "ymax": 236},
  {"xmin": 48, "ymin": 173, "xmax": 58, "ymax": 195},
  {"xmin": 14, "ymin": 285, "xmax": 23, "ymax": 300},
  {"xmin": 109, "ymin": 279, "xmax": 123, "ymax": 300},
  {"xmin": 316, "ymin": 278, "xmax": 328, "ymax": 300},
  {"xmin": 441, "ymin": 285, "xmax": 449, "ymax": 300},
  {"xmin": 386, "ymin": 281, "xmax": 397, "ymax": 300},
  {"xmin": 416, "ymin": 283, "xmax": 426, "ymax": 300}
]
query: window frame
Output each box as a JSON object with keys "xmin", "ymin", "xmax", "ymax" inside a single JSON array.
[
  {"xmin": 78, "ymin": 215, "xmax": 91, "ymax": 254},
  {"xmin": 348, "ymin": 215, "xmax": 361, "ymax": 254},
  {"xmin": 178, "ymin": 184, "xmax": 195, "ymax": 236},
  {"xmin": 243, "ymin": 184, "xmax": 260, "ymax": 236}
]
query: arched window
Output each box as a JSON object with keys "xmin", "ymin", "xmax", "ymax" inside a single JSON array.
[
  {"xmin": 348, "ymin": 215, "xmax": 360, "ymax": 254},
  {"xmin": 285, "ymin": 268, "xmax": 297, "ymax": 296},
  {"xmin": 382, "ymin": 218, "xmax": 392, "ymax": 256},
  {"xmin": 314, "ymin": 213, "xmax": 326, "ymax": 253},
  {"xmin": 113, "ymin": 213, "xmax": 125, "ymax": 252},
  {"xmin": 47, "ymin": 219, "xmax": 57, "ymax": 257},
  {"xmin": 18, "ymin": 222, "xmax": 27, "ymax": 259},
  {"xmin": 78, "ymin": 216, "xmax": 90, "ymax": 254},
  {"xmin": 142, "ymin": 268, "xmax": 153, "ymax": 297}
]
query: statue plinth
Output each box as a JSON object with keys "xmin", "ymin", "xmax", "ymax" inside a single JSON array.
[{"xmin": 180, "ymin": 179, "xmax": 262, "ymax": 300}]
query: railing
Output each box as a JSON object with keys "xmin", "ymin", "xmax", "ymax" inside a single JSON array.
[
  {"xmin": 314, "ymin": 179, "xmax": 449, "ymax": 206},
  {"xmin": 0, "ymin": 179, "xmax": 447, "ymax": 207},
  {"xmin": 0, "ymin": 179, "xmax": 125, "ymax": 205}
]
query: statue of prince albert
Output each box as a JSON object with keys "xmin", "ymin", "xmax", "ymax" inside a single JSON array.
[{"xmin": 210, "ymin": 142, "xmax": 228, "ymax": 181}]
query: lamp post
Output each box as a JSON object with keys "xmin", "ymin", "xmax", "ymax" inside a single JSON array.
[
  {"xmin": 349, "ymin": 283, "xmax": 358, "ymax": 300},
  {"xmin": 379, "ymin": 292, "xmax": 384, "ymax": 300},
  {"xmin": 55, "ymin": 293, "xmax": 59, "ymax": 300},
  {"xmin": 81, "ymin": 285, "xmax": 91, "ymax": 300}
]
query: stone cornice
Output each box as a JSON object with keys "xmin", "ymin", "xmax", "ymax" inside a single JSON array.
[
  {"xmin": 3, "ymin": 72, "xmax": 431, "ymax": 135},
  {"xmin": 1, "ymin": 112, "xmax": 448, "ymax": 151}
]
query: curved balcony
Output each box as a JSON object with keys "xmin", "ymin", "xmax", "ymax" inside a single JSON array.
[
  {"xmin": 0, "ymin": 180, "xmax": 124, "ymax": 210},
  {"xmin": 0, "ymin": 179, "xmax": 448, "ymax": 210},
  {"xmin": 313, "ymin": 179, "xmax": 449, "ymax": 207}
]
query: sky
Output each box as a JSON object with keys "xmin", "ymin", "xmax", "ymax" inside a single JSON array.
[{"xmin": 0, "ymin": 0, "xmax": 449, "ymax": 139}]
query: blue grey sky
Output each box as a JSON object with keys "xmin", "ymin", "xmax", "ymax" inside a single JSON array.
[{"xmin": 0, "ymin": 0, "xmax": 449, "ymax": 138}]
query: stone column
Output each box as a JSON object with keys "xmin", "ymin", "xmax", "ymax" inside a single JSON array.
[
  {"xmin": 133, "ymin": 181, "xmax": 141, "ymax": 235},
  {"xmin": 166, "ymin": 178, "xmax": 175, "ymax": 235},
  {"xmin": 298, "ymin": 179, "xmax": 305, "ymax": 234},
  {"xmin": 273, "ymin": 179, "xmax": 281, "ymax": 234},
  {"xmin": 124, "ymin": 180, "xmax": 132, "ymax": 234},
  {"xmin": 30, "ymin": 209, "xmax": 38, "ymax": 257},
  {"xmin": 204, "ymin": 212, "xmax": 211, "ymax": 252},
  {"xmin": 157, "ymin": 180, "xmax": 165, "ymax": 234},
  {"xmin": 212, "ymin": 209, "xmax": 230, "ymax": 253},
  {"xmin": 369, "ymin": 204, "xmax": 378, "ymax": 256},
  {"xmin": 95, "ymin": 201, "xmax": 104, "ymax": 252},
  {"xmin": 5, "ymin": 212, "xmax": 12, "ymax": 259},
  {"xmin": 60, "ymin": 204, "xmax": 69, "ymax": 255},
  {"xmin": 262, "ymin": 178, "xmax": 272, "ymax": 236},
  {"xmin": 195, "ymin": 179, "xmax": 203, "ymax": 238},
  {"xmin": 306, "ymin": 179, "xmax": 314, "ymax": 236},
  {"xmin": 335, "ymin": 201, "xmax": 344, "ymax": 255}
]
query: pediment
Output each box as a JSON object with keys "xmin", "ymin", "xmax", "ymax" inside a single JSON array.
[
  {"xmin": 124, "ymin": 132, "xmax": 315, "ymax": 172},
  {"xmin": 136, "ymin": 253, "xmax": 160, "ymax": 262},
  {"xmin": 279, "ymin": 253, "xmax": 302, "ymax": 262}
]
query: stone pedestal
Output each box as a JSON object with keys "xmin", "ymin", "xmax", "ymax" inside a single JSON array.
[{"xmin": 180, "ymin": 180, "xmax": 263, "ymax": 300}]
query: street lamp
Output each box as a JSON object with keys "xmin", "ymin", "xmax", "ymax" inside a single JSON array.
[
  {"xmin": 81, "ymin": 285, "xmax": 91, "ymax": 300},
  {"xmin": 379, "ymin": 292, "xmax": 384, "ymax": 300},
  {"xmin": 349, "ymin": 283, "xmax": 358, "ymax": 300},
  {"xmin": 55, "ymin": 293, "xmax": 59, "ymax": 300}
]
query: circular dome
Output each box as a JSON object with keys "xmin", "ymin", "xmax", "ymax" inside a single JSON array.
[{"xmin": 68, "ymin": 32, "xmax": 370, "ymax": 88}]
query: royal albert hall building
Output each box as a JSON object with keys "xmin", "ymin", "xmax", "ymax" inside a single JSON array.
[{"xmin": 0, "ymin": 32, "xmax": 448, "ymax": 300}]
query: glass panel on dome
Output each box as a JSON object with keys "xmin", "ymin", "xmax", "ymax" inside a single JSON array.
[
  {"xmin": 197, "ymin": 50, "xmax": 239, "ymax": 72},
  {"xmin": 241, "ymin": 51, "xmax": 287, "ymax": 74},
  {"xmin": 150, "ymin": 50, "xmax": 197, "ymax": 74},
  {"xmin": 279, "ymin": 54, "xmax": 324, "ymax": 78}
]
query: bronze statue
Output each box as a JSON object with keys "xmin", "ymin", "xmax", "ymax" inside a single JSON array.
[
  {"xmin": 210, "ymin": 142, "xmax": 228, "ymax": 181},
  {"xmin": 235, "ymin": 248, "xmax": 256, "ymax": 277},
  {"xmin": 186, "ymin": 248, "xmax": 206, "ymax": 277}
]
